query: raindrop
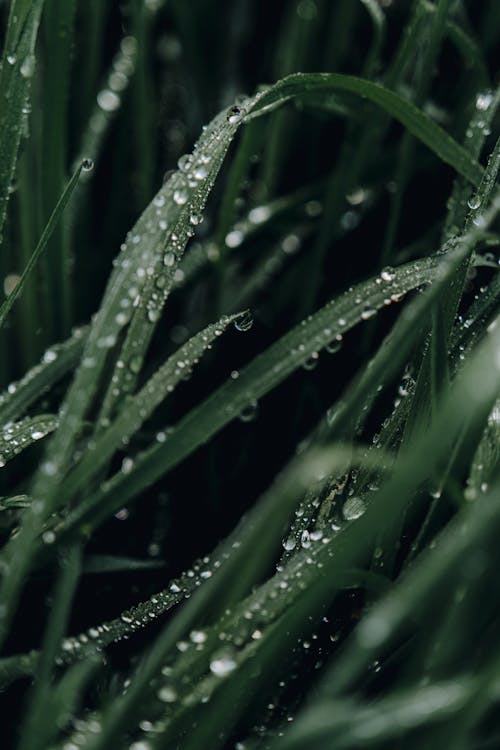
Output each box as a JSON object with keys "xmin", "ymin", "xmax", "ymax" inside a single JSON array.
[
  {"xmin": 239, "ymin": 401, "xmax": 258, "ymax": 422},
  {"xmin": 361, "ymin": 306, "xmax": 376, "ymax": 320},
  {"xmin": 189, "ymin": 212, "xmax": 202, "ymax": 225},
  {"xmin": 42, "ymin": 530, "xmax": 56, "ymax": 544},
  {"xmin": 20, "ymin": 55, "xmax": 35, "ymax": 78},
  {"xmin": 194, "ymin": 165, "xmax": 208, "ymax": 180},
  {"xmin": 173, "ymin": 188, "xmax": 188, "ymax": 205},
  {"xmin": 467, "ymin": 194, "xmax": 481, "ymax": 210},
  {"xmin": 476, "ymin": 92, "xmax": 493, "ymax": 111},
  {"xmin": 82, "ymin": 158, "xmax": 94, "ymax": 172},
  {"xmin": 158, "ymin": 685, "xmax": 177, "ymax": 703},
  {"xmin": 225, "ymin": 230, "xmax": 243, "ymax": 248},
  {"xmin": 343, "ymin": 496, "xmax": 365, "ymax": 520},
  {"xmin": 234, "ymin": 311, "xmax": 253, "ymax": 332},
  {"xmin": 303, "ymin": 352, "xmax": 319, "ymax": 370},
  {"xmin": 6, "ymin": 54, "xmax": 16, "ymax": 65},
  {"xmin": 283, "ymin": 536, "xmax": 296, "ymax": 552},
  {"xmin": 177, "ymin": 153, "xmax": 193, "ymax": 172},
  {"xmin": 380, "ymin": 266, "xmax": 395, "ymax": 282},
  {"xmin": 227, "ymin": 106, "xmax": 244, "ymax": 124},
  {"xmin": 97, "ymin": 89, "xmax": 120, "ymax": 112},
  {"xmin": 210, "ymin": 652, "xmax": 237, "ymax": 677},
  {"xmin": 326, "ymin": 335, "xmax": 342, "ymax": 354}
]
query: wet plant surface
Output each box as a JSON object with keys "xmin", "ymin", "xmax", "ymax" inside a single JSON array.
[{"xmin": 0, "ymin": 1, "xmax": 499, "ymax": 749}]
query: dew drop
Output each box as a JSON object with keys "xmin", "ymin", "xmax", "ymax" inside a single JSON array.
[
  {"xmin": 227, "ymin": 106, "xmax": 244, "ymax": 124},
  {"xmin": 239, "ymin": 401, "xmax": 258, "ymax": 422},
  {"xmin": 210, "ymin": 652, "xmax": 237, "ymax": 677},
  {"xmin": 476, "ymin": 92, "xmax": 493, "ymax": 111},
  {"xmin": 20, "ymin": 55, "xmax": 35, "ymax": 78},
  {"xmin": 82, "ymin": 158, "xmax": 94, "ymax": 172},
  {"xmin": 283, "ymin": 536, "xmax": 297, "ymax": 552},
  {"xmin": 97, "ymin": 89, "xmax": 120, "ymax": 112},
  {"xmin": 380, "ymin": 266, "xmax": 395, "ymax": 282},
  {"xmin": 158, "ymin": 685, "xmax": 177, "ymax": 703},
  {"xmin": 303, "ymin": 352, "xmax": 319, "ymax": 370},
  {"xmin": 342, "ymin": 496, "xmax": 366, "ymax": 520},
  {"xmin": 467, "ymin": 194, "xmax": 481, "ymax": 210},
  {"xmin": 326, "ymin": 335, "xmax": 342, "ymax": 354},
  {"xmin": 234, "ymin": 311, "xmax": 253, "ymax": 332},
  {"xmin": 173, "ymin": 188, "xmax": 188, "ymax": 205},
  {"xmin": 361, "ymin": 306, "xmax": 376, "ymax": 320},
  {"xmin": 177, "ymin": 153, "xmax": 193, "ymax": 172}
]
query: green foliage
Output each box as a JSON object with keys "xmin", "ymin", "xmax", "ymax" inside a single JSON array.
[{"xmin": 0, "ymin": 1, "xmax": 499, "ymax": 749}]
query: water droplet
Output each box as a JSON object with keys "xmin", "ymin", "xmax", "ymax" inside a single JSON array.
[
  {"xmin": 177, "ymin": 153, "xmax": 193, "ymax": 172},
  {"xmin": 20, "ymin": 55, "xmax": 35, "ymax": 78},
  {"xmin": 283, "ymin": 536, "xmax": 297, "ymax": 551},
  {"xmin": 82, "ymin": 158, "xmax": 94, "ymax": 172},
  {"xmin": 190, "ymin": 629, "xmax": 207, "ymax": 644},
  {"xmin": 6, "ymin": 54, "xmax": 16, "ymax": 66},
  {"xmin": 121, "ymin": 457, "xmax": 134, "ymax": 474},
  {"xmin": 343, "ymin": 496, "xmax": 366, "ymax": 520},
  {"xmin": 158, "ymin": 685, "xmax": 177, "ymax": 703},
  {"xmin": 97, "ymin": 89, "xmax": 120, "ymax": 112},
  {"xmin": 301, "ymin": 530, "xmax": 311, "ymax": 548},
  {"xmin": 303, "ymin": 352, "xmax": 319, "ymax": 370},
  {"xmin": 210, "ymin": 652, "xmax": 237, "ymax": 677},
  {"xmin": 225, "ymin": 230, "xmax": 243, "ymax": 248},
  {"xmin": 361, "ymin": 306, "xmax": 376, "ymax": 320},
  {"xmin": 189, "ymin": 212, "xmax": 202, "ymax": 226},
  {"xmin": 476, "ymin": 92, "xmax": 493, "ymax": 111},
  {"xmin": 380, "ymin": 266, "xmax": 395, "ymax": 282},
  {"xmin": 468, "ymin": 194, "xmax": 481, "ymax": 210},
  {"xmin": 173, "ymin": 188, "xmax": 188, "ymax": 205},
  {"xmin": 227, "ymin": 106, "xmax": 244, "ymax": 124},
  {"xmin": 234, "ymin": 311, "xmax": 253, "ymax": 332},
  {"xmin": 42, "ymin": 530, "xmax": 56, "ymax": 544},
  {"xmin": 194, "ymin": 165, "xmax": 207, "ymax": 180},
  {"xmin": 326, "ymin": 335, "xmax": 342, "ymax": 354},
  {"xmin": 239, "ymin": 401, "xmax": 258, "ymax": 422}
]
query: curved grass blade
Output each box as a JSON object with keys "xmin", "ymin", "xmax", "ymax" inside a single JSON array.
[
  {"xmin": 165, "ymin": 303, "xmax": 500, "ymax": 750},
  {"xmin": 0, "ymin": 162, "xmax": 84, "ymax": 331},
  {"xmin": 0, "ymin": 326, "xmax": 87, "ymax": 426},
  {"xmin": 95, "ymin": 106, "xmax": 248, "ymax": 429},
  {"xmin": 0, "ymin": 415, "xmax": 58, "ymax": 468},
  {"xmin": 61, "ymin": 313, "xmax": 242, "ymax": 499},
  {"xmin": 62, "ymin": 256, "xmax": 438, "ymax": 536},
  {"xmin": 0, "ymin": 100, "xmax": 250, "ymax": 648},
  {"xmin": 247, "ymin": 73, "xmax": 484, "ymax": 187}
]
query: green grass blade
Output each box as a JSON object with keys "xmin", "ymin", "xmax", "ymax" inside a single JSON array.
[
  {"xmin": 0, "ymin": 326, "xmax": 87, "ymax": 425},
  {"xmin": 0, "ymin": 414, "xmax": 57, "ymax": 468},
  {"xmin": 248, "ymin": 73, "xmax": 484, "ymax": 186},
  {"xmin": 61, "ymin": 313, "xmax": 242, "ymax": 499},
  {"xmin": 0, "ymin": 162, "xmax": 83, "ymax": 332},
  {"xmin": 0, "ymin": 0, "xmax": 44, "ymax": 244},
  {"xmin": 61, "ymin": 256, "xmax": 439, "ymax": 536}
]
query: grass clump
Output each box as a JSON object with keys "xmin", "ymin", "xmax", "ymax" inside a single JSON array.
[{"xmin": 0, "ymin": 1, "xmax": 499, "ymax": 749}]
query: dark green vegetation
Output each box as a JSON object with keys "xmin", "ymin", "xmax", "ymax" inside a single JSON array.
[{"xmin": 0, "ymin": 0, "xmax": 499, "ymax": 748}]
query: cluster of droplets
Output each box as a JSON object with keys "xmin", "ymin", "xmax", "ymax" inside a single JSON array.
[
  {"xmin": 0, "ymin": 416, "xmax": 57, "ymax": 468},
  {"xmin": 76, "ymin": 36, "xmax": 137, "ymax": 181}
]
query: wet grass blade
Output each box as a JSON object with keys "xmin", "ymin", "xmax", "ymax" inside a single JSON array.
[
  {"xmin": 0, "ymin": 163, "xmax": 83, "ymax": 331},
  {"xmin": 61, "ymin": 256, "xmax": 439, "ymax": 536},
  {"xmin": 0, "ymin": 0, "xmax": 44, "ymax": 243}
]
